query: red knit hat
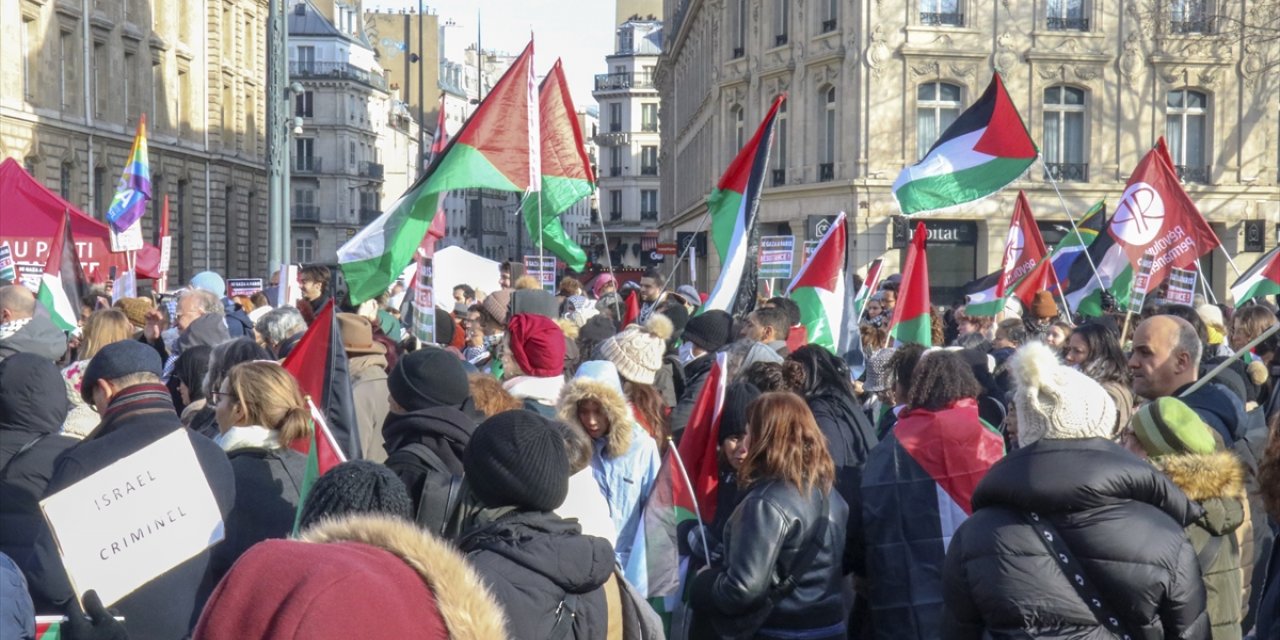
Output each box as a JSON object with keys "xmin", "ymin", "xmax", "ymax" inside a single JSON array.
[{"xmin": 507, "ymin": 313, "xmax": 566, "ymax": 378}]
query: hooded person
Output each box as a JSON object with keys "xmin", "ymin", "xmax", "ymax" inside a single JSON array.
[
  {"xmin": 556, "ymin": 361, "xmax": 661, "ymax": 585},
  {"xmin": 0, "ymin": 353, "xmax": 78, "ymax": 569},
  {"xmin": 381, "ymin": 348, "xmax": 476, "ymax": 528},
  {"xmin": 456, "ymin": 410, "xmax": 617, "ymax": 640},
  {"xmin": 671, "ymin": 309, "xmax": 735, "ymax": 439},
  {"xmin": 195, "ymin": 514, "xmax": 509, "ymax": 640},
  {"xmin": 941, "ymin": 342, "xmax": 1210, "ymax": 640},
  {"xmin": 0, "ymin": 284, "xmax": 68, "ymax": 364},
  {"xmin": 1128, "ymin": 398, "xmax": 1247, "ymax": 640},
  {"xmin": 337, "ymin": 313, "xmax": 392, "ymax": 463},
  {"xmin": 21, "ymin": 340, "xmax": 236, "ymax": 640},
  {"xmin": 502, "ymin": 314, "xmax": 567, "ymax": 416}
]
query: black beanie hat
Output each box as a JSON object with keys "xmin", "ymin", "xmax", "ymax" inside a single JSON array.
[
  {"xmin": 388, "ymin": 348, "xmax": 470, "ymax": 412},
  {"xmin": 464, "ymin": 410, "xmax": 569, "ymax": 512},
  {"xmin": 433, "ymin": 307, "xmax": 456, "ymax": 346},
  {"xmin": 683, "ymin": 310, "xmax": 734, "ymax": 353},
  {"xmin": 296, "ymin": 460, "xmax": 413, "ymax": 532},
  {"xmin": 719, "ymin": 382, "xmax": 761, "ymax": 443}
]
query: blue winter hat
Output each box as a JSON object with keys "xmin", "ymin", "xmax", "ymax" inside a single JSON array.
[
  {"xmin": 190, "ymin": 271, "xmax": 226, "ymax": 296},
  {"xmin": 80, "ymin": 340, "xmax": 165, "ymax": 404}
]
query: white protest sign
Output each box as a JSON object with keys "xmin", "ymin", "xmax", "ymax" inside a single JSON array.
[
  {"xmin": 276, "ymin": 263, "xmax": 301, "ymax": 308},
  {"xmin": 1129, "ymin": 255, "xmax": 1155, "ymax": 311},
  {"xmin": 39, "ymin": 429, "xmax": 225, "ymax": 607},
  {"xmin": 109, "ymin": 223, "xmax": 145, "ymax": 253}
]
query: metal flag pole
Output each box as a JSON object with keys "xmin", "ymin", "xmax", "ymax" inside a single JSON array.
[
  {"xmin": 1195, "ymin": 258, "xmax": 1218, "ymax": 304},
  {"xmin": 1040, "ymin": 159, "xmax": 1107, "ymax": 295},
  {"xmin": 595, "ymin": 205, "xmax": 623, "ymax": 320},
  {"xmin": 1217, "ymin": 244, "xmax": 1243, "ymax": 277},
  {"xmin": 658, "ymin": 211, "xmax": 712, "ymax": 296},
  {"xmin": 1181, "ymin": 322, "xmax": 1280, "ymax": 397}
]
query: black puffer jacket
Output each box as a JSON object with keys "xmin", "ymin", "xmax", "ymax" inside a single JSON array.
[
  {"xmin": 691, "ymin": 479, "xmax": 849, "ymax": 636},
  {"xmin": 459, "ymin": 510, "xmax": 616, "ymax": 640},
  {"xmin": 209, "ymin": 447, "xmax": 309, "ymax": 584},
  {"xmin": 942, "ymin": 438, "xmax": 1210, "ymax": 640},
  {"xmin": 381, "ymin": 406, "xmax": 475, "ymax": 507},
  {"xmin": 807, "ymin": 392, "xmax": 876, "ymax": 512}
]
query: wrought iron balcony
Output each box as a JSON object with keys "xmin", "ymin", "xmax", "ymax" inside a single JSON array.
[
  {"xmin": 1046, "ymin": 16, "xmax": 1089, "ymax": 30},
  {"xmin": 594, "ymin": 72, "xmax": 654, "ymax": 91},
  {"xmin": 358, "ymin": 161, "xmax": 384, "ymax": 179},
  {"xmin": 821, "ymin": 19, "xmax": 837, "ymax": 32},
  {"xmin": 1170, "ymin": 18, "xmax": 1214, "ymax": 34},
  {"xmin": 641, "ymin": 210, "xmax": 659, "ymax": 221},
  {"xmin": 640, "ymin": 165, "xmax": 658, "ymax": 176},
  {"xmin": 609, "ymin": 210, "xmax": 623, "ymax": 221},
  {"xmin": 772, "ymin": 169, "xmax": 786, "ymax": 186},
  {"xmin": 295, "ymin": 157, "xmax": 322, "ymax": 172},
  {"xmin": 293, "ymin": 205, "xmax": 319, "ymax": 221},
  {"xmin": 818, "ymin": 163, "xmax": 835, "ymax": 182},
  {"xmin": 289, "ymin": 61, "xmax": 387, "ymax": 90},
  {"xmin": 919, "ymin": 11, "xmax": 964, "ymax": 26},
  {"xmin": 1045, "ymin": 162, "xmax": 1089, "ymax": 182},
  {"xmin": 1175, "ymin": 164, "xmax": 1211, "ymax": 183},
  {"xmin": 774, "ymin": 34, "xmax": 789, "ymax": 46},
  {"xmin": 594, "ymin": 132, "xmax": 630, "ymax": 146}
]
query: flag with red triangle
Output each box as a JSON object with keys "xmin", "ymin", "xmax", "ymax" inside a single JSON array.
[
  {"xmin": 36, "ymin": 211, "xmax": 90, "ymax": 332},
  {"xmin": 420, "ymin": 94, "xmax": 452, "ymax": 261},
  {"xmin": 787, "ymin": 212, "xmax": 848, "ymax": 354},
  {"xmin": 888, "ymin": 222, "xmax": 932, "ymax": 346},
  {"xmin": 281, "ymin": 300, "xmax": 358, "ymax": 469},
  {"xmin": 524, "ymin": 59, "xmax": 593, "ymax": 272},
  {"xmin": 996, "ymin": 191, "xmax": 1049, "ymax": 306}
]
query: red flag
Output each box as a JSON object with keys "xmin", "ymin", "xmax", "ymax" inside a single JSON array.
[
  {"xmin": 281, "ymin": 301, "xmax": 357, "ymax": 472},
  {"xmin": 420, "ymin": 95, "xmax": 452, "ymax": 260},
  {"xmin": 1108, "ymin": 138, "xmax": 1221, "ymax": 290},
  {"xmin": 887, "ymin": 223, "xmax": 932, "ymax": 346},
  {"xmin": 673, "ymin": 354, "xmax": 726, "ymax": 523},
  {"xmin": 622, "ymin": 289, "xmax": 640, "ymax": 327},
  {"xmin": 996, "ymin": 191, "xmax": 1049, "ymax": 304}
]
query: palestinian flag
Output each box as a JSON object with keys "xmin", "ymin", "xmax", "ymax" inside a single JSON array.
[
  {"xmin": 340, "ymin": 40, "xmax": 538, "ymax": 304},
  {"xmin": 282, "ymin": 300, "xmax": 359, "ymax": 463},
  {"xmin": 1231, "ymin": 245, "xmax": 1280, "ymax": 305},
  {"xmin": 893, "ymin": 73, "xmax": 1037, "ymax": 216},
  {"xmin": 291, "ymin": 398, "xmax": 343, "ymax": 534},
  {"xmin": 35, "ymin": 617, "xmax": 66, "ymax": 639},
  {"xmin": 1063, "ymin": 220, "xmax": 1134, "ymax": 317},
  {"xmin": 420, "ymin": 94, "xmax": 451, "ymax": 260},
  {"xmin": 523, "ymin": 59, "xmax": 592, "ymax": 272},
  {"xmin": 962, "ymin": 271, "xmax": 1004, "ymax": 317},
  {"xmin": 1047, "ymin": 199, "xmax": 1105, "ymax": 292},
  {"xmin": 787, "ymin": 212, "xmax": 848, "ymax": 353},
  {"xmin": 888, "ymin": 222, "xmax": 932, "ymax": 346},
  {"xmin": 851, "ymin": 258, "xmax": 884, "ymax": 324},
  {"xmin": 996, "ymin": 191, "xmax": 1049, "ymax": 307},
  {"xmin": 703, "ymin": 95, "xmax": 785, "ymax": 317},
  {"xmin": 37, "ymin": 211, "xmax": 90, "ymax": 332}
]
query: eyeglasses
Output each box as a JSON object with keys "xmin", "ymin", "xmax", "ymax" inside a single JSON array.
[{"xmin": 209, "ymin": 391, "xmax": 238, "ymax": 404}]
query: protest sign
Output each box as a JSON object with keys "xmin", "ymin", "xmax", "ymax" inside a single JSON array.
[
  {"xmin": 227, "ymin": 278, "xmax": 264, "ymax": 297},
  {"xmin": 39, "ymin": 429, "xmax": 225, "ymax": 607},
  {"xmin": 1164, "ymin": 267, "xmax": 1197, "ymax": 305},
  {"xmin": 758, "ymin": 235, "xmax": 796, "ymax": 280},
  {"xmin": 412, "ymin": 258, "xmax": 435, "ymax": 345},
  {"xmin": 1129, "ymin": 256, "xmax": 1155, "ymax": 311},
  {"xmin": 524, "ymin": 255, "xmax": 557, "ymax": 292},
  {"xmin": 0, "ymin": 243, "xmax": 16, "ymax": 283},
  {"xmin": 276, "ymin": 264, "xmax": 301, "ymax": 308},
  {"xmin": 108, "ymin": 223, "xmax": 144, "ymax": 253}
]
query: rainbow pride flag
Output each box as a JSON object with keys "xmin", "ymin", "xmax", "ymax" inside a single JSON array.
[{"xmin": 105, "ymin": 115, "xmax": 152, "ymax": 232}]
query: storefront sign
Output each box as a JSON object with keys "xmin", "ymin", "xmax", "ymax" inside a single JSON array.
[{"xmin": 891, "ymin": 217, "xmax": 977, "ymax": 248}]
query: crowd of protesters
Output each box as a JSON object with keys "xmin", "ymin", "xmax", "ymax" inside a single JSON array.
[{"xmin": 0, "ymin": 260, "xmax": 1278, "ymax": 640}]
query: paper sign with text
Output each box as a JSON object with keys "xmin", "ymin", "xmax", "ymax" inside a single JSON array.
[
  {"xmin": 758, "ymin": 235, "xmax": 796, "ymax": 280},
  {"xmin": 1129, "ymin": 256, "xmax": 1155, "ymax": 311},
  {"xmin": 39, "ymin": 429, "xmax": 225, "ymax": 608},
  {"xmin": 524, "ymin": 255, "xmax": 557, "ymax": 292},
  {"xmin": 0, "ymin": 243, "xmax": 16, "ymax": 283},
  {"xmin": 227, "ymin": 278, "xmax": 264, "ymax": 297},
  {"xmin": 1164, "ymin": 267, "xmax": 1197, "ymax": 306},
  {"xmin": 412, "ymin": 258, "xmax": 435, "ymax": 345}
]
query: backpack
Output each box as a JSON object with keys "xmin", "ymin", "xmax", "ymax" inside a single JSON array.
[{"xmin": 398, "ymin": 442, "xmax": 466, "ymax": 538}]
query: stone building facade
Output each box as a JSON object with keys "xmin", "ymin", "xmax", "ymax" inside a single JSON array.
[
  {"xmin": 659, "ymin": 0, "xmax": 1280, "ymax": 302},
  {"xmin": 2, "ymin": 0, "xmax": 272, "ymax": 284}
]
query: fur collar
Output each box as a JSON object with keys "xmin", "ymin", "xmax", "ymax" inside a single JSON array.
[
  {"xmin": 557, "ymin": 376, "xmax": 633, "ymax": 458},
  {"xmin": 302, "ymin": 515, "xmax": 508, "ymax": 639},
  {"xmin": 1155, "ymin": 450, "xmax": 1246, "ymax": 502}
]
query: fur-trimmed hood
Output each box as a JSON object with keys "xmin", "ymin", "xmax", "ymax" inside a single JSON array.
[
  {"xmin": 302, "ymin": 515, "xmax": 509, "ymax": 639},
  {"xmin": 1155, "ymin": 450, "xmax": 1247, "ymax": 537},
  {"xmin": 558, "ymin": 372, "xmax": 634, "ymax": 458}
]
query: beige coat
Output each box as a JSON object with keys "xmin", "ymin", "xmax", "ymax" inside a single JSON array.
[{"xmin": 349, "ymin": 354, "xmax": 390, "ymax": 462}]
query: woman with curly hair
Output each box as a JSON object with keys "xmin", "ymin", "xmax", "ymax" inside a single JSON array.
[{"xmin": 690, "ymin": 392, "xmax": 849, "ymax": 640}]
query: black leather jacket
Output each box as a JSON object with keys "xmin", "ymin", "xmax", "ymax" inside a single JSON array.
[{"xmin": 691, "ymin": 478, "xmax": 849, "ymax": 632}]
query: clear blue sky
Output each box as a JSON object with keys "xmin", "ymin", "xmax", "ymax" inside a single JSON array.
[{"xmin": 366, "ymin": 0, "xmax": 615, "ymax": 108}]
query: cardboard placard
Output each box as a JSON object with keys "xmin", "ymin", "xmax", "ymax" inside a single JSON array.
[
  {"xmin": 39, "ymin": 430, "xmax": 225, "ymax": 608},
  {"xmin": 109, "ymin": 223, "xmax": 144, "ymax": 253},
  {"xmin": 412, "ymin": 258, "xmax": 435, "ymax": 345},
  {"xmin": 524, "ymin": 255, "xmax": 557, "ymax": 292},
  {"xmin": 227, "ymin": 278, "xmax": 264, "ymax": 297},
  {"xmin": 1164, "ymin": 267, "xmax": 1197, "ymax": 306},
  {"xmin": 758, "ymin": 235, "xmax": 796, "ymax": 280}
]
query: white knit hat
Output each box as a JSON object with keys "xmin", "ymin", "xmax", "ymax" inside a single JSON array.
[
  {"xmin": 1008, "ymin": 341, "xmax": 1116, "ymax": 445},
  {"xmin": 598, "ymin": 314, "xmax": 673, "ymax": 385}
]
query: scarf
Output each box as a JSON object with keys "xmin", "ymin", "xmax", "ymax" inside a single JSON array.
[
  {"xmin": 214, "ymin": 425, "xmax": 282, "ymax": 453},
  {"xmin": 0, "ymin": 317, "xmax": 33, "ymax": 341}
]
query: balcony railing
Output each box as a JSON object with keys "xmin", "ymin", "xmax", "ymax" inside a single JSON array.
[
  {"xmin": 640, "ymin": 166, "xmax": 658, "ymax": 176},
  {"xmin": 609, "ymin": 210, "xmax": 623, "ymax": 221},
  {"xmin": 821, "ymin": 18, "xmax": 838, "ymax": 32},
  {"xmin": 293, "ymin": 205, "xmax": 319, "ymax": 221},
  {"xmin": 595, "ymin": 132, "xmax": 630, "ymax": 146},
  {"xmin": 774, "ymin": 34, "xmax": 789, "ymax": 46},
  {"xmin": 594, "ymin": 72, "xmax": 654, "ymax": 91},
  {"xmin": 610, "ymin": 166, "xmax": 623, "ymax": 177},
  {"xmin": 920, "ymin": 11, "xmax": 964, "ymax": 26},
  {"xmin": 358, "ymin": 161, "xmax": 384, "ymax": 179},
  {"xmin": 1046, "ymin": 16, "xmax": 1089, "ymax": 30},
  {"xmin": 772, "ymin": 169, "xmax": 786, "ymax": 186},
  {"xmin": 289, "ymin": 61, "xmax": 387, "ymax": 90},
  {"xmin": 295, "ymin": 157, "xmax": 322, "ymax": 172},
  {"xmin": 818, "ymin": 163, "xmax": 835, "ymax": 182},
  {"xmin": 1171, "ymin": 18, "xmax": 1214, "ymax": 34},
  {"xmin": 641, "ymin": 211, "xmax": 659, "ymax": 221},
  {"xmin": 1045, "ymin": 162, "xmax": 1089, "ymax": 182},
  {"xmin": 359, "ymin": 208, "xmax": 381, "ymax": 224},
  {"xmin": 1176, "ymin": 164, "xmax": 1211, "ymax": 183}
]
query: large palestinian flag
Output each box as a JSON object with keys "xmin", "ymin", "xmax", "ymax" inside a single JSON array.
[
  {"xmin": 1231, "ymin": 245, "xmax": 1280, "ymax": 305},
  {"xmin": 340, "ymin": 41, "xmax": 538, "ymax": 303},
  {"xmin": 36, "ymin": 211, "xmax": 90, "ymax": 332},
  {"xmin": 523, "ymin": 59, "xmax": 593, "ymax": 272},
  {"xmin": 888, "ymin": 222, "xmax": 932, "ymax": 346},
  {"xmin": 281, "ymin": 301, "xmax": 359, "ymax": 464},
  {"xmin": 962, "ymin": 271, "xmax": 1005, "ymax": 318},
  {"xmin": 787, "ymin": 212, "xmax": 848, "ymax": 353},
  {"xmin": 703, "ymin": 95, "xmax": 785, "ymax": 317},
  {"xmin": 893, "ymin": 73, "xmax": 1037, "ymax": 216}
]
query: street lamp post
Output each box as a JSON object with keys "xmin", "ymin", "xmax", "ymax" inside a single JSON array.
[{"xmin": 266, "ymin": 0, "xmax": 290, "ymax": 270}]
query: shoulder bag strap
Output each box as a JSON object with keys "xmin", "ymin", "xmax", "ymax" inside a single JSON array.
[
  {"xmin": 1021, "ymin": 511, "xmax": 1139, "ymax": 640},
  {"xmin": 768, "ymin": 492, "xmax": 830, "ymax": 603},
  {"xmin": 549, "ymin": 592, "xmax": 581, "ymax": 640}
]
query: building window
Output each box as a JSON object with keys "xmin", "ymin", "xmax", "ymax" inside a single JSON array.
[
  {"xmin": 59, "ymin": 31, "xmax": 72, "ymax": 110},
  {"xmin": 123, "ymin": 51, "xmax": 136, "ymax": 119},
  {"xmin": 94, "ymin": 41, "xmax": 107, "ymax": 117},
  {"xmin": 296, "ymin": 138, "xmax": 315, "ymax": 171},
  {"xmin": 820, "ymin": 87, "xmax": 836, "ymax": 181},
  {"xmin": 59, "ymin": 162, "xmax": 73, "ymax": 201},
  {"xmin": 610, "ymin": 102, "xmax": 622, "ymax": 132},
  {"xmin": 641, "ymin": 103, "xmax": 658, "ymax": 132},
  {"xmin": 296, "ymin": 45, "xmax": 315, "ymax": 74},
  {"xmin": 296, "ymin": 90, "xmax": 313, "ymax": 117},
  {"xmin": 773, "ymin": 100, "xmax": 788, "ymax": 186},
  {"xmin": 920, "ymin": 0, "xmax": 963, "ymax": 26},
  {"xmin": 610, "ymin": 190, "xmax": 623, "ymax": 221},
  {"xmin": 774, "ymin": 0, "xmax": 789, "ymax": 46},
  {"xmin": 1171, "ymin": 0, "xmax": 1213, "ymax": 33},
  {"xmin": 821, "ymin": 0, "xmax": 838, "ymax": 32},
  {"xmin": 93, "ymin": 167, "xmax": 107, "ymax": 219},
  {"xmin": 152, "ymin": 60, "xmax": 162, "ymax": 130},
  {"xmin": 641, "ymin": 190, "xmax": 658, "ymax": 220},
  {"xmin": 1166, "ymin": 89, "xmax": 1210, "ymax": 183},
  {"xmin": 641, "ymin": 146, "xmax": 659, "ymax": 175},
  {"xmin": 916, "ymin": 82, "xmax": 961, "ymax": 160},
  {"xmin": 1044, "ymin": 86, "xmax": 1088, "ymax": 181},
  {"xmin": 618, "ymin": 26, "xmax": 634, "ymax": 53},
  {"xmin": 732, "ymin": 0, "xmax": 746, "ymax": 58},
  {"xmin": 294, "ymin": 188, "xmax": 317, "ymax": 220},
  {"xmin": 732, "ymin": 105, "xmax": 745, "ymax": 153},
  {"xmin": 1047, "ymin": 0, "xmax": 1088, "ymax": 30},
  {"xmin": 610, "ymin": 147, "xmax": 623, "ymax": 177},
  {"xmin": 21, "ymin": 17, "xmax": 33, "ymax": 101},
  {"xmin": 222, "ymin": 4, "xmax": 233, "ymax": 58},
  {"xmin": 294, "ymin": 237, "xmax": 314, "ymax": 263}
]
